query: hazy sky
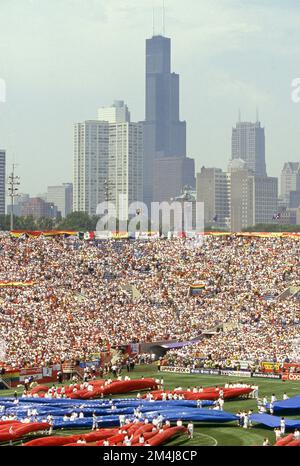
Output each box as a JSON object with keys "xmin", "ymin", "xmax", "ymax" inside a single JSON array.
[{"xmin": 0, "ymin": 0, "xmax": 300, "ymax": 195}]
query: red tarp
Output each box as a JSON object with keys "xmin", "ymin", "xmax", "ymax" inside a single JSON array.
[
  {"xmin": 0, "ymin": 422, "xmax": 50, "ymax": 443},
  {"xmin": 30, "ymin": 378, "xmax": 158, "ymax": 399},
  {"xmin": 142, "ymin": 387, "xmax": 253, "ymax": 401}
]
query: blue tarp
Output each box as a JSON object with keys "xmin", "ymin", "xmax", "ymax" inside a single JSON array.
[
  {"xmin": 266, "ymin": 395, "xmax": 300, "ymax": 414},
  {"xmin": 250, "ymin": 413, "xmax": 300, "ymax": 429},
  {"xmin": 0, "ymin": 397, "xmax": 238, "ymax": 429},
  {"xmin": 0, "ymin": 398, "xmax": 214, "ymax": 422},
  {"xmin": 48, "ymin": 408, "xmax": 238, "ymax": 429}
]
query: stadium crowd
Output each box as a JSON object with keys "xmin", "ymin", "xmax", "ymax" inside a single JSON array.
[{"xmin": 0, "ymin": 233, "xmax": 299, "ymax": 369}]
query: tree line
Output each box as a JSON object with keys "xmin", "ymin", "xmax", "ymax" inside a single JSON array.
[{"xmin": 0, "ymin": 213, "xmax": 299, "ymax": 232}]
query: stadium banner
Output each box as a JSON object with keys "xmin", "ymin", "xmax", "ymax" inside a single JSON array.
[
  {"xmin": 167, "ymin": 231, "xmax": 198, "ymax": 239},
  {"xmin": 2, "ymin": 369, "xmax": 20, "ymax": 385},
  {"xmin": 84, "ymin": 231, "xmax": 95, "ymax": 240},
  {"xmin": 260, "ymin": 361, "xmax": 281, "ymax": 373},
  {"xmin": 42, "ymin": 367, "xmax": 52, "ymax": 377},
  {"xmin": 19, "ymin": 368, "xmax": 43, "ymax": 376},
  {"xmin": 79, "ymin": 360, "xmax": 100, "ymax": 368},
  {"xmin": 189, "ymin": 283, "xmax": 206, "ymax": 296},
  {"xmin": 220, "ymin": 370, "xmax": 252, "ymax": 378},
  {"xmin": 190, "ymin": 368, "xmax": 220, "ymax": 376},
  {"xmin": 251, "ymin": 372, "xmax": 282, "ymax": 380},
  {"xmin": 94, "ymin": 231, "xmax": 112, "ymax": 240},
  {"xmin": 282, "ymin": 373, "xmax": 300, "ymax": 382},
  {"xmin": 283, "ymin": 363, "xmax": 300, "ymax": 372},
  {"xmin": 160, "ymin": 366, "xmax": 191, "ymax": 374},
  {"xmin": 130, "ymin": 343, "xmax": 140, "ymax": 354},
  {"xmin": 238, "ymin": 360, "xmax": 253, "ymax": 370},
  {"xmin": 136, "ymin": 231, "xmax": 160, "ymax": 240},
  {"xmin": 19, "ymin": 368, "xmax": 43, "ymax": 382},
  {"xmin": 10, "ymin": 230, "xmax": 77, "ymax": 238},
  {"xmin": 111, "ymin": 231, "xmax": 129, "ymax": 239},
  {"xmin": 0, "ymin": 281, "xmax": 35, "ymax": 287}
]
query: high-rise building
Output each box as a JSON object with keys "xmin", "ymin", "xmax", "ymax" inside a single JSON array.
[
  {"xmin": 145, "ymin": 35, "xmax": 186, "ymax": 158},
  {"xmin": 289, "ymin": 191, "xmax": 300, "ymax": 209},
  {"xmin": 153, "ymin": 157, "xmax": 195, "ymax": 202},
  {"xmin": 73, "ymin": 103, "xmax": 143, "ymax": 220},
  {"xmin": 280, "ymin": 162, "xmax": 300, "ymax": 206},
  {"xmin": 228, "ymin": 160, "xmax": 255, "ymax": 232},
  {"xmin": 196, "ymin": 167, "xmax": 230, "ymax": 230},
  {"xmin": 98, "ymin": 100, "xmax": 130, "ymax": 124},
  {"xmin": 73, "ymin": 120, "xmax": 109, "ymax": 215},
  {"xmin": 0, "ymin": 150, "xmax": 5, "ymax": 215},
  {"xmin": 47, "ymin": 183, "xmax": 73, "ymax": 218},
  {"xmin": 231, "ymin": 121, "xmax": 267, "ymax": 177},
  {"xmin": 7, "ymin": 193, "xmax": 30, "ymax": 217},
  {"xmin": 107, "ymin": 119, "xmax": 143, "ymax": 222},
  {"xmin": 228, "ymin": 159, "xmax": 278, "ymax": 231},
  {"xmin": 143, "ymin": 35, "xmax": 194, "ymax": 205},
  {"xmin": 20, "ymin": 197, "xmax": 58, "ymax": 219},
  {"xmin": 254, "ymin": 177, "xmax": 278, "ymax": 225}
]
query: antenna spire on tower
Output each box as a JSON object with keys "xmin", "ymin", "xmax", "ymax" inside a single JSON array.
[
  {"xmin": 256, "ymin": 106, "xmax": 259, "ymax": 122},
  {"xmin": 152, "ymin": 2, "xmax": 155, "ymax": 36},
  {"xmin": 162, "ymin": 0, "xmax": 165, "ymax": 36},
  {"xmin": 238, "ymin": 108, "xmax": 241, "ymax": 123}
]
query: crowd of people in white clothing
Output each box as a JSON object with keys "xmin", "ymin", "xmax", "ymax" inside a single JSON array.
[{"xmin": 0, "ymin": 233, "xmax": 298, "ymax": 369}]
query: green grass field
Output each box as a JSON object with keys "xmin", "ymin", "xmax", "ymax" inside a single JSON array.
[{"xmin": 1, "ymin": 365, "xmax": 300, "ymax": 446}]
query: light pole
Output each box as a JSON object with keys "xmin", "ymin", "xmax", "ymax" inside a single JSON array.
[{"xmin": 7, "ymin": 164, "xmax": 20, "ymax": 231}]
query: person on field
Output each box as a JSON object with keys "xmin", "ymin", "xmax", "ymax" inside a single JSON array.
[
  {"xmin": 280, "ymin": 417, "xmax": 286, "ymax": 436},
  {"xmin": 187, "ymin": 422, "xmax": 194, "ymax": 440}
]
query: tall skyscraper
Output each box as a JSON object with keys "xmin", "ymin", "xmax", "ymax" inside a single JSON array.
[
  {"xmin": 0, "ymin": 150, "xmax": 5, "ymax": 215},
  {"xmin": 73, "ymin": 103, "xmax": 143, "ymax": 220},
  {"xmin": 280, "ymin": 162, "xmax": 300, "ymax": 206},
  {"xmin": 47, "ymin": 183, "xmax": 73, "ymax": 218},
  {"xmin": 143, "ymin": 35, "xmax": 194, "ymax": 205},
  {"xmin": 231, "ymin": 121, "xmax": 267, "ymax": 177},
  {"xmin": 145, "ymin": 35, "xmax": 186, "ymax": 158}
]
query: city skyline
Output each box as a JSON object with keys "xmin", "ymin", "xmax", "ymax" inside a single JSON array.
[{"xmin": 1, "ymin": 0, "xmax": 300, "ymax": 195}]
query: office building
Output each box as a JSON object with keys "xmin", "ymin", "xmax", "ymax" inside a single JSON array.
[
  {"xmin": 289, "ymin": 191, "xmax": 300, "ymax": 209},
  {"xmin": 107, "ymin": 118, "xmax": 143, "ymax": 221},
  {"xmin": 98, "ymin": 100, "xmax": 130, "ymax": 124},
  {"xmin": 231, "ymin": 121, "xmax": 267, "ymax": 177},
  {"xmin": 196, "ymin": 167, "xmax": 230, "ymax": 230},
  {"xmin": 280, "ymin": 162, "xmax": 300, "ymax": 206},
  {"xmin": 47, "ymin": 183, "xmax": 73, "ymax": 218},
  {"xmin": 73, "ymin": 103, "xmax": 143, "ymax": 220},
  {"xmin": 154, "ymin": 157, "xmax": 195, "ymax": 203},
  {"xmin": 254, "ymin": 176, "xmax": 278, "ymax": 225},
  {"xmin": 7, "ymin": 193, "xmax": 30, "ymax": 217},
  {"xmin": 228, "ymin": 159, "xmax": 278, "ymax": 231},
  {"xmin": 20, "ymin": 197, "xmax": 58, "ymax": 219},
  {"xmin": 73, "ymin": 120, "xmax": 109, "ymax": 215},
  {"xmin": 229, "ymin": 160, "xmax": 255, "ymax": 232}
]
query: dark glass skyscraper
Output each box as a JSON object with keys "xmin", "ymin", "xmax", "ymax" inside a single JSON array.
[
  {"xmin": 143, "ymin": 35, "xmax": 193, "ymax": 205},
  {"xmin": 145, "ymin": 35, "xmax": 186, "ymax": 157}
]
